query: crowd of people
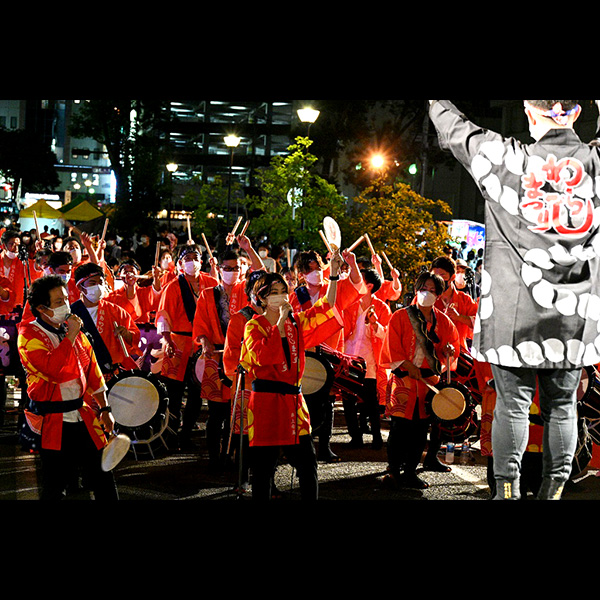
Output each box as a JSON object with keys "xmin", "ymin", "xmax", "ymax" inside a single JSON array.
[
  {"xmin": 0, "ymin": 214, "xmax": 491, "ymax": 501},
  {"xmin": 3, "ymin": 97, "xmax": 597, "ymax": 503}
]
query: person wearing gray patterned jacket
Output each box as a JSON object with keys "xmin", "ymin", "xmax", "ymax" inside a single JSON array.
[{"xmin": 429, "ymin": 99, "xmax": 600, "ymax": 499}]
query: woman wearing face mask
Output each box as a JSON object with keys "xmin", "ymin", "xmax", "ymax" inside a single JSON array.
[
  {"xmin": 158, "ymin": 249, "xmax": 177, "ymax": 288},
  {"xmin": 1, "ymin": 229, "xmax": 26, "ymax": 309},
  {"xmin": 155, "ymin": 245, "xmax": 219, "ymax": 449},
  {"xmin": 291, "ymin": 248, "xmax": 367, "ymax": 463},
  {"xmin": 192, "ymin": 249, "xmax": 252, "ymax": 468},
  {"xmin": 239, "ymin": 253, "xmax": 343, "ymax": 501},
  {"xmin": 379, "ymin": 271, "xmax": 459, "ymax": 490},
  {"xmin": 70, "ymin": 262, "xmax": 141, "ymax": 377},
  {"xmin": 107, "ymin": 259, "xmax": 162, "ymax": 324}
]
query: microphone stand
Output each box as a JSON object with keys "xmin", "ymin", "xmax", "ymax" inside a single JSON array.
[{"xmin": 226, "ymin": 362, "xmax": 247, "ymax": 499}]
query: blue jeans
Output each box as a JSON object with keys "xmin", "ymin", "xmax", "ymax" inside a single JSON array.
[{"xmin": 490, "ymin": 365, "xmax": 580, "ymax": 487}]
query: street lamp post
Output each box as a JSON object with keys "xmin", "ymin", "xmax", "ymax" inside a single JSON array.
[
  {"xmin": 166, "ymin": 162, "xmax": 178, "ymax": 229},
  {"xmin": 297, "ymin": 107, "xmax": 320, "ymax": 136},
  {"xmin": 224, "ymin": 134, "xmax": 241, "ymax": 229}
]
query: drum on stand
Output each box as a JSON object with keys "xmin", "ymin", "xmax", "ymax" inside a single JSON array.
[
  {"xmin": 302, "ymin": 351, "xmax": 334, "ymax": 398},
  {"xmin": 426, "ymin": 381, "xmax": 478, "ymax": 443},
  {"xmin": 107, "ymin": 369, "xmax": 171, "ymax": 459},
  {"xmin": 454, "ymin": 351, "xmax": 483, "ymax": 404},
  {"xmin": 302, "ymin": 344, "xmax": 366, "ymax": 400}
]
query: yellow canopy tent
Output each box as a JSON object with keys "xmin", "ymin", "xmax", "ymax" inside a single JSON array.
[
  {"xmin": 59, "ymin": 198, "xmax": 104, "ymax": 221},
  {"xmin": 19, "ymin": 199, "xmax": 64, "ymax": 234}
]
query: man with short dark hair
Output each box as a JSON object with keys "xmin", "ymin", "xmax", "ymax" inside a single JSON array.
[
  {"xmin": 429, "ymin": 99, "xmax": 600, "ymax": 500},
  {"xmin": 17, "ymin": 275, "xmax": 118, "ymax": 500}
]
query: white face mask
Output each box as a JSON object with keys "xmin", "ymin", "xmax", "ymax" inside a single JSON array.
[
  {"xmin": 305, "ymin": 270, "xmax": 323, "ymax": 286},
  {"xmin": 58, "ymin": 272, "xmax": 71, "ymax": 284},
  {"xmin": 161, "ymin": 258, "xmax": 172, "ymax": 270},
  {"xmin": 183, "ymin": 260, "xmax": 201, "ymax": 276},
  {"xmin": 83, "ymin": 284, "xmax": 104, "ymax": 303},
  {"xmin": 46, "ymin": 302, "xmax": 70, "ymax": 325},
  {"xmin": 68, "ymin": 248, "xmax": 82, "ymax": 264},
  {"xmin": 455, "ymin": 273, "xmax": 465, "ymax": 287},
  {"xmin": 267, "ymin": 293, "xmax": 289, "ymax": 309},
  {"xmin": 258, "ymin": 250, "xmax": 268, "ymax": 258},
  {"xmin": 5, "ymin": 250, "xmax": 18, "ymax": 260},
  {"xmin": 221, "ymin": 270, "xmax": 239, "ymax": 285},
  {"xmin": 416, "ymin": 290, "xmax": 436, "ymax": 307}
]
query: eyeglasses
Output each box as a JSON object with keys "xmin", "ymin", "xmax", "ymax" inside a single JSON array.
[{"xmin": 221, "ymin": 266, "xmax": 240, "ymax": 272}]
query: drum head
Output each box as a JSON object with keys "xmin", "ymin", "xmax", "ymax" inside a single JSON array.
[
  {"xmin": 431, "ymin": 387, "xmax": 466, "ymax": 421},
  {"xmin": 101, "ymin": 434, "xmax": 131, "ymax": 471},
  {"xmin": 109, "ymin": 375, "xmax": 161, "ymax": 428},
  {"xmin": 323, "ymin": 216, "xmax": 341, "ymax": 251},
  {"xmin": 302, "ymin": 355, "xmax": 330, "ymax": 395}
]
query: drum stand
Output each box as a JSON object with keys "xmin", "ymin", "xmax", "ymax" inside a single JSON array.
[{"xmin": 227, "ymin": 364, "xmax": 247, "ymax": 499}]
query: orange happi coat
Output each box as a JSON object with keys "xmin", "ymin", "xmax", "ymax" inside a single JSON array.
[
  {"xmin": 380, "ymin": 304, "xmax": 459, "ymax": 420},
  {"xmin": 17, "ymin": 319, "xmax": 108, "ymax": 451}
]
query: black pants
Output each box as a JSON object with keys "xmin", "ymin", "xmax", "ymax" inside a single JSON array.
[
  {"xmin": 342, "ymin": 378, "xmax": 382, "ymax": 444},
  {"xmin": 249, "ymin": 435, "xmax": 318, "ymax": 501},
  {"xmin": 387, "ymin": 415, "xmax": 430, "ymax": 476},
  {"xmin": 162, "ymin": 375, "xmax": 202, "ymax": 443},
  {"xmin": 206, "ymin": 399, "xmax": 232, "ymax": 466},
  {"xmin": 39, "ymin": 422, "xmax": 118, "ymax": 501}
]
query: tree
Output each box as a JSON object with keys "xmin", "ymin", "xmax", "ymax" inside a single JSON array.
[
  {"xmin": 181, "ymin": 175, "xmax": 244, "ymax": 249},
  {"xmin": 349, "ymin": 178, "xmax": 452, "ymax": 293},
  {"xmin": 68, "ymin": 99, "xmax": 169, "ymax": 232},
  {"xmin": 0, "ymin": 127, "xmax": 60, "ymax": 200},
  {"xmin": 242, "ymin": 137, "xmax": 349, "ymax": 252}
]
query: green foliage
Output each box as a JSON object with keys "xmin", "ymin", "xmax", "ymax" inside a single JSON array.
[
  {"xmin": 241, "ymin": 137, "xmax": 349, "ymax": 251},
  {"xmin": 349, "ymin": 178, "xmax": 453, "ymax": 292}
]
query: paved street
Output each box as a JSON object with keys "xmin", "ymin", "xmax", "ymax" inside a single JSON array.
[{"xmin": 2, "ymin": 384, "xmax": 600, "ymax": 503}]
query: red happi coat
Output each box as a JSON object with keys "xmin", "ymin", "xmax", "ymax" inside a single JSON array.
[
  {"xmin": 157, "ymin": 272, "xmax": 218, "ymax": 382},
  {"xmin": 192, "ymin": 280, "xmax": 248, "ymax": 403},
  {"xmin": 239, "ymin": 296, "xmax": 342, "ymax": 446},
  {"xmin": 71, "ymin": 298, "xmax": 141, "ymax": 368},
  {"xmin": 223, "ymin": 306, "xmax": 257, "ymax": 435},
  {"xmin": 290, "ymin": 276, "xmax": 365, "ymax": 351},
  {"xmin": 380, "ymin": 305, "xmax": 459, "ymax": 420},
  {"xmin": 0, "ymin": 275, "xmax": 14, "ymax": 316},
  {"xmin": 434, "ymin": 286, "xmax": 479, "ymax": 352},
  {"xmin": 17, "ymin": 320, "xmax": 108, "ymax": 451},
  {"xmin": 107, "ymin": 284, "xmax": 160, "ymax": 324},
  {"xmin": 1, "ymin": 253, "xmax": 26, "ymax": 309}
]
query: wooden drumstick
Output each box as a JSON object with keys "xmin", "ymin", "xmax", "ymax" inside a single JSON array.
[
  {"xmin": 154, "ymin": 241, "xmax": 161, "ymax": 267},
  {"xmin": 364, "ymin": 233, "xmax": 377, "ymax": 257},
  {"xmin": 286, "ymin": 247, "xmax": 291, "ymax": 268},
  {"xmin": 114, "ymin": 321, "xmax": 129, "ymax": 356},
  {"xmin": 32, "ymin": 210, "xmax": 40, "ymax": 241},
  {"xmin": 347, "ymin": 235, "xmax": 365, "ymax": 252},
  {"xmin": 100, "ymin": 218, "xmax": 109, "ymax": 244},
  {"xmin": 382, "ymin": 250, "xmax": 394, "ymax": 271},
  {"xmin": 319, "ymin": 230, "xmax": 332, "ymax": 254},
  {"xmin": 240, "ymin": 220, "xmax": 250, "ymax": 237},
  {"xmin": 186, "ymin": 216, "xmax": 193, "ymax": 243},
  {"xmin": 201, "ymin": 233, "xmax": 213, "ymax": 260},
  {"xmin": 230, "ymin": 216, "xmax": 243, "ymax": 237}
]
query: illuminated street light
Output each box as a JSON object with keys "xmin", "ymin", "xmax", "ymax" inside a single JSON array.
[
  {"xmin": 371, "ymin": 154, "xmax": 385, "ymax": 170},
  {"xmin": 224, "ymin": 135, "xmax": 241, "ymax": 228},
  {"xmin": 297, "ymin": 107, "xmax": 320, "ymax": 136}
]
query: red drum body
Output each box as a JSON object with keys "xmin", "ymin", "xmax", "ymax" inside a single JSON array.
[
  {"xmin": 577, "ymin": 366, "xmax": 600, "ymax": 420},
  {"xmin": 453, "ymin": 351, "xmax": 483, "ymax": 404},
  {"xmin": 426, "ymin": 381, "xmax": 478, "ymax": 443},
  {"xmin": 303, "ymin": 344, "xmax": 366, "ymax": 399}
]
